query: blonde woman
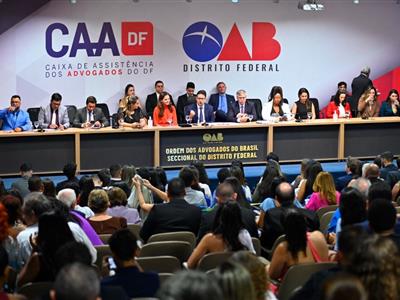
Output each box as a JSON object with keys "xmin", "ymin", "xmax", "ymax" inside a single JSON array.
[
  {"xmin": 118, "ymin": 83, "xmax": 135, "ymax": 112},
  {"xmin": 306, "ymin": 172, "xmax": 340, "ymax": 211},
  {"xmin": 357, "ymin": 87, "xmax": 380, "ymax": 118}
]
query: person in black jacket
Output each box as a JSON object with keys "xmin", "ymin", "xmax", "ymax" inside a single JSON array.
[
  {"xmin": 260, "ymin": 182, "xmax": 319, "ymax": 249},
  {"xmin": 139, "ymin": 178, "xmax": 201, "ymax": 242},
  {"xmin": 197, "ymin": 182, "xmax": 258, "ymax": 243},
  {"xmin": 350, "ymin": 67, "xmax": 373, "ymax": 116}
]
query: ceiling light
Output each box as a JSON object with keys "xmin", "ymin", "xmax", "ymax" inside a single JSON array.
[{"xmin": 353, "ymin": 0, "xmax": 360, "ymax": 4}]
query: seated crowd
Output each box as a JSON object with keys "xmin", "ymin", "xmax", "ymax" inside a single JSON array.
[
  {"xmin": 0, "ymin": 150, "xmax": 400, "ymax": 299},
  {"xmin": 1, "ymin": 67, "xmax": 399, "ymax": 132}
]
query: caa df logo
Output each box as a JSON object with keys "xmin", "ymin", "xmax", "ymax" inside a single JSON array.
[{"xmin": 182, "ymin": 21, "xmax": 281, "ymax": 62}]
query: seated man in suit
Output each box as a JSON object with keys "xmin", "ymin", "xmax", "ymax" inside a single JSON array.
[
  {"xmin": 227, "ymin": 89, "xmax": 257, "ymax": 123},
  {"xmin": 145, "ymin": 80, "xmax": 174, "ymax": 118},
  {"xmin": 139, "ymin": 178, "xmax": 202, "ymax": 242},
  {"xmin": 109, "ymin": 164, "xmax": 131, "ymax": 198},
  {"xmin": 197, "ymin": 182, "xmax": 258, "ymax": 243},
  {"xmin": 176, "ymin": 82, "xmax": 196, "ymax": 124},
  {"xmin": 184, "ymin": 90, "xmax": 215, "ymax": 124},
  {"xmin": 208, "ymin": 82, "xmax": 235, "ymax": 122},
  {"xmin": 335, "ymin": 157, "xmax": 361, "ymax": 192},
  {"xmin": 260, "ymin": 182, "xmax": 319, "ymax": 249},
  {"xmin": 380, "ymin": 151, "xmax": 398, "ymax": 181},
  {"xmin": 38, "ymin": 92, "xmax": 70, "ymax": 130},
  {"xmin": 0, "ymin": 95, "xmax": 32, "ymax": 132},
  {"xmin": 73, "ymin": 96, "xmax": 109, "ymax": 128}
]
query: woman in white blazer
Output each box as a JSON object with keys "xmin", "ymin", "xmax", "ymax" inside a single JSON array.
[{"xmin": 262, "ymin": 86, "xmax": 291, "ymax": 121}]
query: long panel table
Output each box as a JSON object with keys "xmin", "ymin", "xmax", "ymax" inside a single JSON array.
[{"xmin": 1, "ymin": 117, "xmax": 399, "ymax": 176}]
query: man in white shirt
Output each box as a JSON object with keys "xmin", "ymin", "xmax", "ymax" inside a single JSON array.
[{"xmin": 179, "ymin": 167, "xmax": 206, "ymax": 207}]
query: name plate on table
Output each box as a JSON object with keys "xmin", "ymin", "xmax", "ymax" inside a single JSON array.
[{"xmin": 159, "ymin": 128, "xmax": 267, "ymax": 166}]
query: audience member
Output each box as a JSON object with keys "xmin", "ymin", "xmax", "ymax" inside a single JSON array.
[
  {"xmin": 77, "ymin": 175, "xmax": 96, "ymax": 207},
  {"xmin": 139, "ymin": 178, "xmax": 201, "ymax": 242},
  {"xmin": 210, "ymin": 167, "xmax": 231, "ymax": 207},
  {"xmin": 43, "ymin": 178, "xmax": 56, "ymax": 198},
  {"xmin": 109, "ymin": 164, "xmax": 131, "ymax": 197},
  {"xmin": 260, "ymin": 182, "xmax": 319, "ymax": 249},
  {"xmin": 107, "ymin": 187, "xmax": 140, "ymax": 224},
  {"xmin": 88, "ymin": 189, "xmax": 127, "ymax": 234},
  {"xmin": 214, "ymin": 260, "xmax": 256, "ymax": 300},
  {"xmin": 157, "ymin": 270, "xmax": 223, "ymax": 300},
  {"xmin": 179, "ymin": 167, "xmax": 206, "ymax": 207},
  {"xmin": 380, "ymin": 151, "xmax": 398, "ymax": 180},
  {"xmin": 187, "ymin": 201, "xmax": 255, "ymax": 268},
  {"xmin": 101, "ymin": 229, "xmax": 159, "ymax": 298},
  {"xmin": 56, "ymin": 162, "xmax": 80, "ymax": 195},
  {"xmin": 197, "ymin": 182, "xmax": 257, "ymax": 242},
  {"xmin": 0, "ymin": 246, "xmax": 26, "ymax": 300},
  {"xmin": 335, "ymin": 157, "xmax": 361, "ymax": 191},
  {"xmin": 297, "ymin": 160, "xmax": 323, "ymax": 203},
  {"xmin": 292, "ymin": 158, "xmax": 310, "ymax": 189},
  {"xmin": 11, "ymin": 163, "xmax": 32, "ymax": 198},
  {"xmin": 321, "ymin": 274, "xmax": 367, "ymax": 300},
  {"xmin": 306, "ymin": 172, "xmax": 340, "ymax": 211},
  {"xmin": 268, "ymin": 209, "xmax": 329, "ymax": 281},
  {"xmin": 252, "ymin": 160, "xmax": 281, "ymax": 203}
]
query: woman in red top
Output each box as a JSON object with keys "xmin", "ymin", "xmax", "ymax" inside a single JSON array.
[
  {"xmin": 153, "ymin": 92, "xmax": 178, "ymax": 126},
  {"xmin": 326, "ymin": 91, "xmax": 351, "ymax": 119}
]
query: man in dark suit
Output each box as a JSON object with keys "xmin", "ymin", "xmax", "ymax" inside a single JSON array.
[
  {"xmin": 227, "ymin": 89, "xmax": 257, "ymax": 122},
  {"xmin": 208, "ymin": 81, "xmax": 235, "ymax": 122},
  {"xmin": 380, "ymin": 151, "xmax": 398, "ymax": 181},
  {"xmin": 197, "ymin": 182, "xmax": 258, "ymax": 243},
  {"xmin": 260, "ymin": 182, "xmax": 319, "ymax": 249},
  {"xmin": 109, "ymin": 164, "xmax": 131, "ymax": 198},
  {"xmin": 73, "ymin": 96, "xmax": 109, "ymax": 128},
  {"xmin": 145, "ymin": 80, "xmax": 174, "ymax": 118},
  {"xmin": 140, "ymin": 178, "xmax": 202, "ymax": 242},
  {"xmin": 350, "ymin": 67, "xmax": 373, "ymax": 116},
  {"xmin": 335, "ymin": 157, "xmax": 361, "ymax": 192},
  {"xmin": 184, "ymin": 90, "xmax": 215, "ymax": 124},
  {"xmin": 176, "ymin": 82, "xmax": 196, "ymax": 124},
  {"xmin": 56, "ymin": 162, "xmax": 80, "ymax": 196}
]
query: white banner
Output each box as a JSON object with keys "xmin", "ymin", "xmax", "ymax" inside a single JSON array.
[{"xmin": 0, "ymin": 0, "xmax": 399, "ymax": 113}]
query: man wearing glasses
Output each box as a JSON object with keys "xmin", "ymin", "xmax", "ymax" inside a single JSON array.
[
  {"xmin": 184, "ymin": 90, "xmax": 215, "ymax": 124},
  {"xmin": 0, "ymin": 95, "xmax": 32, "ymax": 132}
]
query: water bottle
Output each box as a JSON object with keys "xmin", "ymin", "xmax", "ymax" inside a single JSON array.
[
  {"xmin": 333, "ymin": 110, "xmax": 338, "ymax": 121},
  {"xmin": 148, "ymin": 116, "xmax": 153, "ymax": 128}
]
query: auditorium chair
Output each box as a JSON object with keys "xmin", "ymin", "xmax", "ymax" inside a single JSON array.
[
  {"xmin": 265, "ymin": 234, "xmax": 286, "ymax": 260},
  {"xmin": 99, "ymin": 234, "xmax": 112, "ymax": 244},
  {"xmin": 309, "ymin": 98, "xmax": 320, "ymax": 119},
  {"xmin": 196, "ymin": 252, "xmax": 233, "ymax": 272},
  {"xmin": 316, "ymin": 205, "xmax": 338, "ymax": 219},
  {"xmin": 127, "ymin": 224, "xmax": 141, "ymax": 240},
  {"xmin": 139, "ymin": 241, "xmax": 192, "ymax": 264},
  {"xmin": 94, "ymin": 245, "xmax": 112, "ymax": 271},
  {"xmin": 147, "ymin": 231, "xmax": 196, "ymax": 251},
  {"xmin": 277, "ymin": 262, "xmax": 337, "ymax": 300},
  {"xmin": 27, "ymin": 107, "xmax": 40, "ymax": 124},
  {"xmin": 246, "ymin": 98, "xmax": 262, "ymax": 120},
  {"xmin": 96, "ymin": 103, "xmax": 110, "ymax": 120},
  {"xmin": 319, "ymin": 211, "xmax": 335, "ymax": 234},
  {"xmin": 65, "ymin": 105, "xmax": 77, "ymax": 122},
  {"xmin": 136, "ymin": 256, "xmax": 181, "ymax": 273},
  {"xmin": 17, "ymin": 281, "xmax": 53, "ymax": 299},
  {"xmin": 251, "ymin": 237, "xmax": 262, "ymax": 256}
]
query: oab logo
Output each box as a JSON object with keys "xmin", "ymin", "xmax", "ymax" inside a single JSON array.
[
  {"xmin": 203, "ymin": 133, "xmax": 223, "ymax": 143},
  {"xmin": 182, "ymin": 21, "xmax": 280, "ymax": 62}
]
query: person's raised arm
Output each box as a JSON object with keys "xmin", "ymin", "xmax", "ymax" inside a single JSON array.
[
  {"xmin": 142, "ymin": 179, "xmax": 168, "ymax": 202},
  {"xmin": 132, "ymin": 177, "xmax": 154, "ymax": 212}
]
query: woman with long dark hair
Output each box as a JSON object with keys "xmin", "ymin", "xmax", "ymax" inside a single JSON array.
[
  {"xmin": 153, "ymin": 92, "xmax": 177, "ymax": 126},
  {"xmin": 297, "ymin": 160, "xmax": 323, "ymax": 203},
  {"xmin": 379, "ymin": 89, "xmax": 399, "ymax": 117},
  {"xmin": 252, "ymin": 160, "xmax": 281, "ymax": 203},
  {"xmin": 326, "ymin": 90, "xmax": 352, "ymax": 118},
  {"xmin": 268, "ymin": 209, "xmax": 328, "ymax": 280},
  {"xmin": 187, "ymin": 201, "xmax": 255, "ymax": 268},
  {"xmin": 291, "ymin": 88, "xmax": 316, "ymax": 119}
]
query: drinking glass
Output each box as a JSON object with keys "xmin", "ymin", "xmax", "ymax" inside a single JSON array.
[
  {"xmin": 185, "ymin": 115, "xmax": 191, "ymax": 124},
  {"xmin": 167, "ymin": 118, "xmax": 173, "ymax": 126},
  {"xmin": 33, "ymin": 121, "xmax": 39, "ymax": 129},
  {"xmin": 271, "ymin": 113, "xmax": 280, "ymax": 123},
  {"xmin": 307, "ymin": 112, "xmax": 312, "ymax": 121},
  {"xmin": 248, "ymin": 114, "xmax": 254, "ymax": 122}
]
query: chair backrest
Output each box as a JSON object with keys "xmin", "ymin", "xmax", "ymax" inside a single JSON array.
[
  {"xmin": 251, "ymin": 237, "xmax": 261, "ymax": 256},
  {"xmin": 246, "ymin": 98, "xmax": 262, "ymax": 120},
  {"xmin": 94, "ymin": 245, "xmax": 112, "ymax": 270},
  {"xmin": 99, "ymin": 234, "xmax": 112, "ymax": 244},
  {"xmin": 319, "ymin": 211, "xmax": 335, "ymax": 234},
  {"xmin": 139, "ymin": 241, "xmax": 192, "ymax": 263},
  {"xmin": 269, "ymin": 234, "xmax": 286, "ymax": 260},
  {"xmin": 65, "ymin": 105, "xmax": 77, "ymax": 122},
  {"xmin": 147, "ymin": 231, "xmax": 196, "ymax": 251},
  {"xmin": 17, "ymin": 281, "xmax": 53, "ymax": 299},
  {"xmin": 197, "ymin": 251, "xmax": 233, "ymax": 271},
  {"xmin": 316, "ymin": 205, "xmax": 338, "ymax": 219},
  {"xmin": 127, "ymin": 223, "xmax": 141, "ymax": 240},
  {"xmin": 309, "ymin": 98, "xmax": 320, "ymax": 119},
  {"xmin": 136, "ymin": 255, "xmax": 181, "ymax": 273},
  {"xmin": 97, "ymin": 103, "xmax": 110, "ymax": 120},
  {"xmin": 278, "ymin": 262, "xmax": 337, "ymax": 300},
  {"xmin": 158, "ymin": 273, "xmax": 173, "ymax": 285},
  {"xmin": 27, "ymin": 107, "xmax": 41, "ymax": 123}
]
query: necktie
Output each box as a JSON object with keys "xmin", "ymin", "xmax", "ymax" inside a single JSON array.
[
  {"xmin": 199, "ymin": 107, "xmax": 204, "ymax": 123},
  {"xmin": 89, "ymin": 111, "xmax": 94, "ymax": 122},
  {"xmin": 240, "ymin": 105, "xmax": 244, "ymax": 114},
  {"xmin": 219, "ymin": 94, "xmax": 227, "ymax": 113}
]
